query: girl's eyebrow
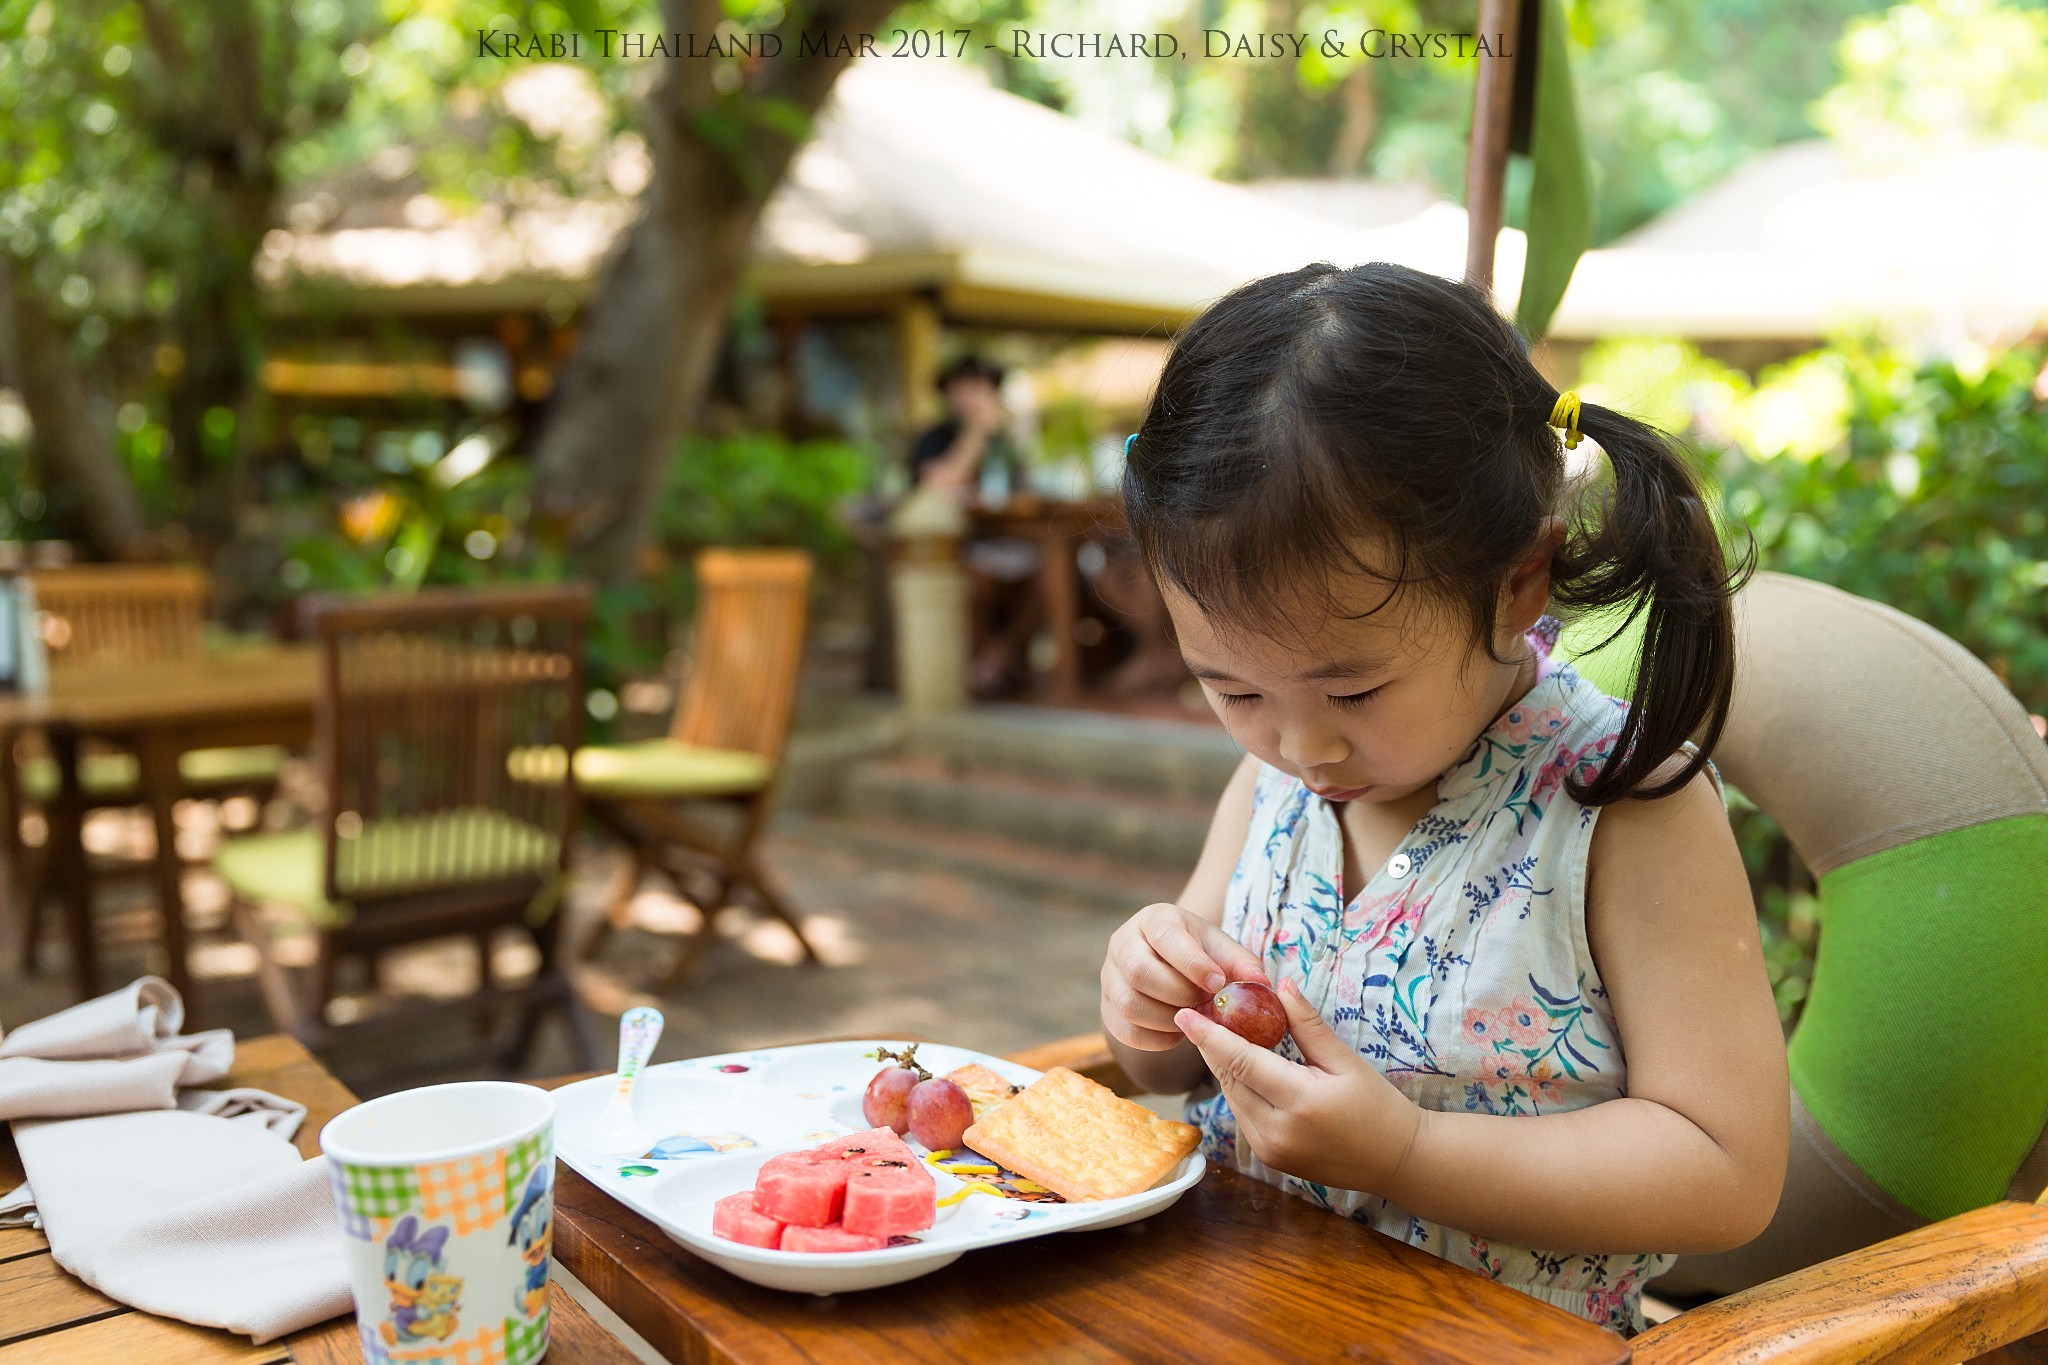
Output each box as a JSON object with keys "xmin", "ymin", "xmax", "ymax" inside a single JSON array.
[
  {"xmin": 1184, "ymin": 656, "xmax": 1392, "ymax": 684},
  {"xmin": 1296, "ymin": 656, "xmax": 1394, "ymax": 681}
]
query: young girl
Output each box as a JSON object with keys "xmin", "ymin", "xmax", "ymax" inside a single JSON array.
[{"xmin": 1100, "ymin": 262, "xmax": 1789, "ymax": 1336}]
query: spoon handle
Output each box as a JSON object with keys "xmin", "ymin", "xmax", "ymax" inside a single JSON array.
[{"xmin": 614, "ymin": 1006, "xmax": 663, "ymax": 1099}]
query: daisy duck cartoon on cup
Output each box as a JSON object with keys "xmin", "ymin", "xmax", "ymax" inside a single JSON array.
[{"xmin": 380, "ymin": 1215, "xmax": 462, "ymax": 1345}]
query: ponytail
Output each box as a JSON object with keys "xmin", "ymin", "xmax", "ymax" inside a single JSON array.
[{"xmin": 1549, "ymin": 402, "xmax": 1751, "ymax": 804}]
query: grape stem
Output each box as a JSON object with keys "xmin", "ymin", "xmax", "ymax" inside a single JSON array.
[{"xmin": 869, "ymin": 1044, "xmax": 931, "ymax": 1082}]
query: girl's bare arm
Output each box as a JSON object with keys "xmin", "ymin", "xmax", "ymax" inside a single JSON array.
[{"xmin": 1377, "ymin": 766, "xmax": 1789, "ymax": 1250}]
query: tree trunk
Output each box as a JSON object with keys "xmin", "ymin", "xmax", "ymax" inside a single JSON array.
[
  {"xmin": 1326, "ymin": 62, "xmax": 1378, "ymax": 178},
  {"xmin": 529, "ymin": 0, "xmax": 898, "ymax": 586},
  {"xmin": 0, "ymin": 253, "xmax": 152, "ymax": 559}
]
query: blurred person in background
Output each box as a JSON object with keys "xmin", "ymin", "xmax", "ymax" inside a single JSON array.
[{"xmin": 909, "ymin": 356, "xmax": 1043, "ymax": 698}]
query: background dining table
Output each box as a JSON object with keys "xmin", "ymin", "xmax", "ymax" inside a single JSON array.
[{"xmin": 0, "ymin": 643, "xmax": 320, "ymax": 1004}]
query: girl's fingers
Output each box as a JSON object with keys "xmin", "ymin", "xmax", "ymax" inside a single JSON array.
[
  {"xmin": 1143, "ymin": 912, "xmax": 1230, "ymax": 994},
  {"xmin": 1109, "ymin": 1018, "xmax": 1193, "ymax": 1052},
  {"xmin": 1175, "ymin": 1008, "xmax": 1298, "ymax": 1110},
  {"xmin": 1114, "ymin": 990, "xmax": 1188, "ymax": 1035},
  {"xmin": 1143, "ymin": 910, "xmax": 1270, "ymax": 996},
  {"xmin": 1196, "ymin": 920, "xmax": 1273, "ymax": 989},
  {"xmin": 1278, "ymin": 979, "xmax": 1353, "ymax": 1072},
  {"xmin": 1122, "ymin": 953, "xmax": 1209, "ymax": 1010}
]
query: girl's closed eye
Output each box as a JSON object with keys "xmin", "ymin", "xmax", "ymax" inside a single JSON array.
[
  {"xmin": 1216, "ymin": 691, "xmax": 1261, "ymax": 708},
  {"xmin": 1328, "ymin": 686, "xmax": 1383, "ymax": 708}
]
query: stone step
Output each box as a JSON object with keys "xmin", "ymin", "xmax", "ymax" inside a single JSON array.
[
  {"xmin": 905, "ymin": 704, "xmax": 1243, "ymax": 801},
  {"xmin": 788, "ymin": 814, "xmax": 1184, "ymax": 914},
  {"xmin": 841, "ymin": 755, "xmax": 1218, "ymax": 868}
]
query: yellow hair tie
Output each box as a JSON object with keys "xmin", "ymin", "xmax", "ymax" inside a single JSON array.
[{"xmin": 1548, "ymin": 391, "xmax": 1583, "ymax": 450}]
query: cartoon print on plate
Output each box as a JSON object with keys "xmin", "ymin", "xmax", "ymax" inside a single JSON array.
[
  {"xmin": 645, "ymin": 1131, "xmax": 757, "ymax": 1159},
  {"xmin": 509, "ymin": 1166, "xmax": 553, "ymax": 1318},
  {"xmin": 379, "ymin": 1215, "xmax": 462, "ymax": 1345}
]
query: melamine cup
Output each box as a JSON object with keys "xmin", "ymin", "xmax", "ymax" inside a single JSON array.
[{"xmin": 322, "ymin": 1081, "xmax": 556, "ymax": 1364}]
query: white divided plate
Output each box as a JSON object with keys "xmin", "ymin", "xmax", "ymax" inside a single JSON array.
[{"xmin": 552, "ymin": 1040, "xmax": 1205, "ymax": 1294}]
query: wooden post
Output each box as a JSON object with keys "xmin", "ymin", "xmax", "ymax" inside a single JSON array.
[
  {"xmin": 1465, "ymin": 0, "xmax": 1525, "ymax": 288},
  {"xmin": 893, "ymin": 296, "xmax": 943, "ymax": 436}
]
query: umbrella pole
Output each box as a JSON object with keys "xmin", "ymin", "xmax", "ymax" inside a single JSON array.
[{"xmin": 1464, "ymin": 0, "xmax": 1524, "ymax": 288}]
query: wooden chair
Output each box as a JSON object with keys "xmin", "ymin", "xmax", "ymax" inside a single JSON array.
[
  {"xmin": 576, "ymin": 549, "xmax": 816, "ymax": 987},
  {"xmin": 3, "ymin": 565, "xmax": 287, "ymax": 969},
  {"xmin": 215, "ymin": 584, "xmax": 594, "ymax": 1067}
]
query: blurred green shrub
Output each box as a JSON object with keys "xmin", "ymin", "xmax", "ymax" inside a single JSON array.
[
  {"xmin": 654, "ymin": 431, "xmax": 873, "ymax": 586},
  {"xmin": 275, "ymin": 427, "xmax": 875, "ymax": 738},
  {"xmin": 1719, "ymin": 342, "xmax": 2048, "ymax": 712}
]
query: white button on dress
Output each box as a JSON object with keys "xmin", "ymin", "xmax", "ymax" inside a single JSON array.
[{"xmin": 1386, "ymin": 852, "xmax": 1413, "ymax": 879}]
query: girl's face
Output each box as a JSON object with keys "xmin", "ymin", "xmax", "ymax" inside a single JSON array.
[{"xmin": 1163, "ymin": 549, "xmax": 1552, "ymax": 806}]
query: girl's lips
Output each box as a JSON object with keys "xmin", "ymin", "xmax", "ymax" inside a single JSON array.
[{"xmin": 1311, "ymin": 784, "xmax": 1371, "ymax": 802}]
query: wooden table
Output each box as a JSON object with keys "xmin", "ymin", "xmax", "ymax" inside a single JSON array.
[
  {"xmin": 0, "ymin": 645, "xmax": 319, "ymax": 1003},
  {"xmin": 970, "ymin": 496, "xmax": 1120, "ymax": 707},
  {"xmin": 0, "ymin": 1033, "xmax": 639, "ymax": 1365},
  {"xmin": 543, "ymin": 1044, "xmax": 1634, "ymax": 1365}
]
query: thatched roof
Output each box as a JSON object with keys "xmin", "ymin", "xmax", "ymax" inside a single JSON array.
[
  {"xmin": 262, "ymin": 59, "xmax": 1513, "ymax": 333},
  {"xmin": 1552, "ymin": 140, "xmax": 2048, "ymax": 341}
]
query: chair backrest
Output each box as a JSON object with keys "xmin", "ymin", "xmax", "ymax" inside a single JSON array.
[
  {"xmin": 28, "ymin": 564, "xmax": 206, "ymax": 667},
  {"xmin": 1563, "ymin": 572, "xmax": 2048, "ymax": 1253},
  {"xmin": 304, "ymin": 584, "xmax": 590, "ymax": 909},
  {"xmin": 670, "ymin": 549, "xmax": 812, "ymax": 761}
]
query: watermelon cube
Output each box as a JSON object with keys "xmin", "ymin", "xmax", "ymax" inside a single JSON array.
[
  {"xmin": 712, "ymin": 1191, "xmax": 785, "ymax": 1249},
  {"xmin": 753, "ymin": 1150, "xmax": 849, "ymax": 1227},
  {"xmin": 780, "ymin": 1221, "xmax": 887, "ymax": 1253},
  {"xmin": 842, "ymin": 1161, "xmax": 935, "ymax": 1238},
  {"xmin": 824, "ymin": 1127, "xmax": 918, "ymax": 1165}
]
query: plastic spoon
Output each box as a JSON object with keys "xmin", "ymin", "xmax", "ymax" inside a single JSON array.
[{"xmin": 585, "ymin": 1006, "xmax": 663, "ymax": 1157}]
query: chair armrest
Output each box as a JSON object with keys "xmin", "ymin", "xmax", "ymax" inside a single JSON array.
[
  {"xmin": 1632, "ymin": 1200, "xmax": 2048, "ymax": 1363},
  {"xmin": 1004, "ymin": 1031, "xmax": 1138, "ymax": 1095}
]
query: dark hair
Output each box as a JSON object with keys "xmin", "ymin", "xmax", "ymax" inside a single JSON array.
[
  {"xmin": 1123, "ymin": 261, "xmax": 1747, "ymax": 805},
  {"xmin": 937, "ymin": 355, "xmax": 1005, "ymax": 392}
]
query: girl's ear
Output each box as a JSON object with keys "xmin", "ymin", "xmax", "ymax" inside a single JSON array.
[{"xmin": 1499, "ymin": 517, "xmax": 1566, "ymax": 642}]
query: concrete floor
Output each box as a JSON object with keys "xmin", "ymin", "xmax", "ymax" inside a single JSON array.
[{"xmin": 0, "ymin": 807, "xmax": 1127, "ymax": 1100}]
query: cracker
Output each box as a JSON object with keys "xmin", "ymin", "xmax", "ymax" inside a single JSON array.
[
  {"xmin": 945, "ymin": 1063, "xmax": 1021, "ymax": 1120},
  {"xmin": 961, "ymin": 1066, "xmax": 1199, "ymax": 1202}
]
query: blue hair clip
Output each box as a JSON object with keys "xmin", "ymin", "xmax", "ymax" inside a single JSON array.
[{"xmin": 1124, "ymin": 432, "xmax": 1138, "ymax": 456}]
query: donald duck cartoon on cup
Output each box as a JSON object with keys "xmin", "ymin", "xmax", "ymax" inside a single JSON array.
[
  {"xmin": 380, "ymin": 1215, "xmax": 462, "ymax": 1345},
  {"xmin": 509, "ymin": 1165, "xmax": 552, "ymax": 1318}
]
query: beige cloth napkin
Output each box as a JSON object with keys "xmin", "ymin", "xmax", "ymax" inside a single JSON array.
[{"xmin": 0, "ymin": 978, "xmax": 352, "ymax": 1343}]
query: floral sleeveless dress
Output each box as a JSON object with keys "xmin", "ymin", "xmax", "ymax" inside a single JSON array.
[{"xmin": 1188, "ymin": 623, "xmax": 1694, "ymax": 1336}]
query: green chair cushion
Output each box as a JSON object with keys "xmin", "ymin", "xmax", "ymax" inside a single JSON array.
[
  {"xmin": 216, "ymin": 807, "xmax": 559, "ymax": 930},
  {"xmin": 19, "ymin": 745, "xmax": 289, "ymax": 803},
  {"xmin": 572, "ymin": 739, "xmax": 772, "ymax": 799}
]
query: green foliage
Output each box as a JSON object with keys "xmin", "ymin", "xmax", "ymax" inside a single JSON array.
[
  {"xmin": 1813, "ymin": 0, "xmax": 2048, "ymax": 148},
  {"xmin": 1720, "ymin": 342, "xmax": 2048, "ymax": 711},
  {"xmin": 274, "ymin": 426, "xmax": 875, "ymax": 737},
  {"xmin": 1582, "ymin": 332, "xmax": 2048, "ymax": 710},
  {"xmin": 655, "ymin": 431, "xmax": 875, "ymax": 577}
]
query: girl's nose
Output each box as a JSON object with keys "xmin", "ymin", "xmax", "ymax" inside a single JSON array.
[{"xmin": 1277, "ymin": 718, "xmax": 1349, "ymax": 772}]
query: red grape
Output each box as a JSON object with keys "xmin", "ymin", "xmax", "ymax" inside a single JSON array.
[
  {"xmin": 906, "ymin": 1078, "xmax": 973, "ymax": 1150},
  {"xmin": 1201, "ymin": 980, "xmax": 1288, "ymax": 1049},
  {"xmin": 863, "ymin": 1065, "xmax": 919, "ymax": 1133}
]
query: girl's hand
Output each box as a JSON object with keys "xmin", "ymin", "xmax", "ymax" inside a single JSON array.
[
  {"xmin": 1176, "ymin": 980, "xmax": 1423, "ymax": 1194},
  {"xmin": 1102, "ymin": 902, "xmax": 1270, "ymax": 1051}
]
